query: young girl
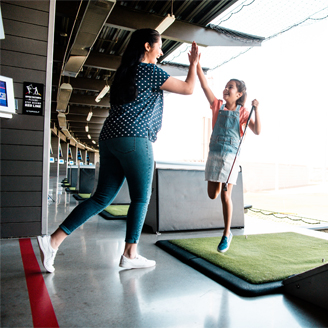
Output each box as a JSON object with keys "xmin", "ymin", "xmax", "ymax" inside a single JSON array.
[{"xmin": 197, "ymin": 61, "xmax": 261, "ymax": 253}]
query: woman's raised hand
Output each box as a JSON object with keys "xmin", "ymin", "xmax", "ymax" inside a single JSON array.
[
  {"xmin": 188, "ymin": 41, "xmax": 199, "ymax": 66},
  {"xmin": 160, "ymin": 41, "xmax": 199, "ymax": 95}
]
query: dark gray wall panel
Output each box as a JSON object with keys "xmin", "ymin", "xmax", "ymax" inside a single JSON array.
[
  {"xmin": 1, "ymin": 207, "xmax": 41, "ymax": 223},
  {"xmin": 50, "ymin": 164, "xmax": 57, "ymax": 177},
  {"xmin": 3, "ymin": 0, "xmax": 50, "ymax": 12},
  {"xmin": 2, "ymin": 19, "xmax": 48, "ymax": 41},
  {"xmin": 1, "ymin": 2, "xmax": 49, "ymax": 26},
  {"xmin": 0, "ymin": 35, "xmax": 47, "ymax": 56},
  {"xmin": 0, "ymin": 0, "xmax": 50, "ymax": 238},
  {"xmin": 1, "ymin": 50, "xmax": 47, "ymax": 72},
  {"xmin": 0, "ymin": 115, "xmax": 44, "ymax": 130},
  {"xmin": 1, "ymin": 222, "xmax": 41, "ymax": 238},
  {"xmin": 1, "ymin": 177, "xmax": 42, "ymax": 191},
  {"xmin": 59, "ymin": 164, "xmax": 67, "ymax": 176},
  {"xmin": 1, "ymin": 192, "xmax": 42, "ymax": 207},
  {"xmin": 1, "ymin": 129, "xmax": 43, "ymax": 146},
  {"xmin": 1, "ymin": 145, "xmax": 43, "ymax": 161},
  {"xmin": 79, "ymin": 167, "xmax": 96, "ymax": 193},
  {"xmin": 1, "ymin": 161, "xmax": 43, "ymax": 176},
  {"xmin": 1, "ymin": 66, "xmax": 46, "ymax": 84}
]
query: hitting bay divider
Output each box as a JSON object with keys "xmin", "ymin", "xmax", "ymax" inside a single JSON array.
[{"xmin": 145, "ymin": 161, "xmax": 245, "ymax": 233}]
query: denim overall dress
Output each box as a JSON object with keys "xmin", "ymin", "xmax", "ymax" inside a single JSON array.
[{"xmin": 205, "ymin": 103, "xmax": 241, "ymax": 184}]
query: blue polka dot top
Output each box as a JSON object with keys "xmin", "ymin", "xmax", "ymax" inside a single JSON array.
[{"xmin": 99, "ymin": 63, "xmax": 170, "ymax": 143}]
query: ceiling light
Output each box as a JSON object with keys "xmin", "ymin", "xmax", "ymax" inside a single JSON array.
[
  {"xmin": 95, "ymin": 84, "xmax": 110, "ymax": 103},
  {"xmin": 56, "ymin": 83, "xmax": 73, "ymax": 112},
  {"xmin": 92, "ymin": 140, "xmax": 96, "ymax": 144},
  {"xmin": 63, "ymin": 56, "xmax": 87, "ymax": 78},
  {"xmin": 62, "ymin": 0, "xmax": 116, "ymax": 77},
  {"xmin": 57, "ymin": 112, "xmax": 67, "ymax": 129},
  {"xmin": 87, "ymin": 134, "xmax": 91, "ymax": 139},
  {"xmin": 155, "ymin": 14, "xmax": 175, "ymax": 34},
  {"xmin": 86, "ymin": 110, "xmax": 93, "ymax": 121},
  {"xmin": 85, "ymin": 125, "xmax": 89, "ymax": 132}
]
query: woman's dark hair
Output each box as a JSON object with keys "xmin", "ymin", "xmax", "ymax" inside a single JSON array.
[
  {"xmin": 230, "ymin": 79, "xmax": 247, "ymax": 106},
  {"xmin": 110, "ymin": 28, "xmax": 161, "ymax": 105}
]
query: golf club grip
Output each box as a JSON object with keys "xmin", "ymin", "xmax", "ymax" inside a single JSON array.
[{"xmin": 223, "ymin": 106, "xmax": 255, "ymax": 190}]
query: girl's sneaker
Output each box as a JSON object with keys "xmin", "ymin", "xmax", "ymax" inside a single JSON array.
[
  {"xmin": 37, "ymin": 235, "xmax": 57, "ymax": 273},
  {"xmin": 119, "ymin": 254, "xmax": 156, "ymax": 269},
  {"xmin": 217, "ymin": 232, "xmax": 233, "ymax": 253}
]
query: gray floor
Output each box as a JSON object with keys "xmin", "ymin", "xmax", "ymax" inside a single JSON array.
[{"xmin": 1, "ymin": 177, "xmax": 328, "ymax": 328}]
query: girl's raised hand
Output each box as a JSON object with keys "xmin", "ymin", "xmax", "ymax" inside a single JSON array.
[
  {"xmin": 188, "ymin": 41, "xmax": 199, "ymax": 66},
  {"xmin": 251, "ymin": 99, "xmax": 259, "ymax": 109}
]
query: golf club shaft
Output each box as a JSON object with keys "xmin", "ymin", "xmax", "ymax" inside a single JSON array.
[{"xmin": 223, "ymin": 105, "xmax": 255, "ymax": 191}]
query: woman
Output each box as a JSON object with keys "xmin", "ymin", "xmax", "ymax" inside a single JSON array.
[{"xmin": 38, "ymin": 28, "xmax": 199, "ymax": 272}]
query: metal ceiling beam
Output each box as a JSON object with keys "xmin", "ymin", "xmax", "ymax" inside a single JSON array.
[
  {"xmin": 52, "ymin": 73, "xmax": 107, "ymax": 92},
  {"xmin": 69, "ymin": 127, "xmax": 102, "ymax": 132},
  {"xmin": 84, "ymin": 53, "xmax": 121, "ymax": 71},
  {"xmin": 66, "ymin": 106, "xmax": 109, "ymax": 117},
  {"xmin": 68, "ymin": 122, "xmax": 104, "ymax": 128},
  {"xmin": 55, "ymin": 46, "xmax": 200, "ymax": 78},
  {"xmin": 51, "ymin": 111, "xmax": 106, "ymax": 123},
  {"xmin": 69, "ymin": 94, "xmax": 110, "ymax": 107},
  {"xmin": 66, "ymin": 115, "xmax": 106, "ymax": 124},
  {"xmin": 52, "ymin": 93, "xmax": 110, "ymax": 107},
  {"xmin": 105, "ymin": 5, "xmax": 263, "ymax": 47},
  {"xmin": 52, "ymin": 103, "xmax": 108, "ymax": 117},
  {"xmin": 74, "ymin": 134, "xmax": 100, "ymax": 139}
]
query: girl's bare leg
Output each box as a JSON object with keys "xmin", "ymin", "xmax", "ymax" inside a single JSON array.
[
  {"xmin": 207, "ymin": 181, "xmax": 222, "ymax": 200},
  {"xmin": 220, "ymin": 183, "xmax": 234, "ymax": 237}
]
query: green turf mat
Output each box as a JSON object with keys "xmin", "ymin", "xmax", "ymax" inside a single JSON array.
[
  {"xmin": 170, "ymin": 232, "xmax": 328, "ymax": 284},
  {"xmin": 104, "ymin": 205, "xmax": 129, "ymax": 217},
  {"xmin": 78, "ymin": 193, "xmax": 91, "ymax": 199}
]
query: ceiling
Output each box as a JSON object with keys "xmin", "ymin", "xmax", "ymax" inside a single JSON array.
[{"xmin": 51, "ymin": 0, "xmax": 265, "ymax": 151}]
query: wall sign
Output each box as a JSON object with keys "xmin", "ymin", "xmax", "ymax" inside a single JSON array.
[{"xmin": 23, "ymin": 82, "xmax": 44, "ymax": 115}]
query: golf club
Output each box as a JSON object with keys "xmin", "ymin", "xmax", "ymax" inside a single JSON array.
[{"xmin": 223, "ymin": 105, "xmax": 255, "ymax": 191}]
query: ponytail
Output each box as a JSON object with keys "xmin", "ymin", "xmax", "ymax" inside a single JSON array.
[{"xmin": 110, "ymin": 29, "xmax": 160, "ymax": 105}]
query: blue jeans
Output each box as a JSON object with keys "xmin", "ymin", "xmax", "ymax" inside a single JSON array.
[{"xmin": 60, "ymin": 137, "xmax": 154, "ymax": 244}]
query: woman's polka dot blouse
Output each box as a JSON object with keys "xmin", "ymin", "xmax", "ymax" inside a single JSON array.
[{"xmin": 99, "ymin": 63, "xmax": 170, "ymax": 143}]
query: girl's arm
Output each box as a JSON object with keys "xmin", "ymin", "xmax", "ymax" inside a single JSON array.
[
  {"xmin": 197, "ymin": 61, "xmax": 215, "ymax": 106},
  {"xmin": 249, "ymin": 99, "xmax": 261, "ymax": 135},
  {"xmin": 160, "ymin": 41, "xmax": 199, "ymax": 95}
]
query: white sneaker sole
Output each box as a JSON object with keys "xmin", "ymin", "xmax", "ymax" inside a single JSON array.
[{"xmin": 119, "ymin": 256, "xmax": 156, "ymax": 269}]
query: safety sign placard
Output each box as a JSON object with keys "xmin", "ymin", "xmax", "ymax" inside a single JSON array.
[{"xmin": 23, "ymin": 82, "xmax": 44, "ymax": 115}]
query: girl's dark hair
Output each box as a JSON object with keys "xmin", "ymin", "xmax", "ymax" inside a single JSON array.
[
  {"xmin": 110, "ymin": 28, "xmax": 161, "ymax": 105},
  {"xmin": 230, "ymin": 79, "xmax": 247, "ymax": 106}
]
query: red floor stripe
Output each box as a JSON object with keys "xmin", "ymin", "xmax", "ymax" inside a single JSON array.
[{"xmin": 19, "ymin": 238, "xmax": 59, "ymax": 328}]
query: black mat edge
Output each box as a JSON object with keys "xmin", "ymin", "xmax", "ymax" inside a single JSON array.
[
  {"xmin": 156, "ymin": 240, "xmax": 284, "ymax": 297},
  {"xmin": 99, "ymin": 210, "xmax": 127, "ymax": 220},
  {"xmin": 73, "ymin": 194, "xmax": 91, "ymax": 201},
  {"xmin": 65, "ymin": 187, "xmax": 78, "ymax": 193}
]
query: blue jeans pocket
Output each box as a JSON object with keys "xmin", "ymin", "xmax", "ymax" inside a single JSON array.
[{"xmin": 113, "ymin": 137, "xmax": 136, "ymax": 154}]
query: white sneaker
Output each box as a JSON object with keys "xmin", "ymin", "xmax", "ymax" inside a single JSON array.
[
  {"xmin": 119, "ymin": 254, "xmax": 156, "ymax": 269},
  {"xmin": 37, "ymin": 235, "xmax": 57, "ymax": 273}
]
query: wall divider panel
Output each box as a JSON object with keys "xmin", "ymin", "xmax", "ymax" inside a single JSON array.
[
  {"xmin": 0, "ymin": 0, "xmax": 54, "ymax": 238},
  {"xmin": 145, "ymin": 162, "xmax": 245, "ymax": 233}
]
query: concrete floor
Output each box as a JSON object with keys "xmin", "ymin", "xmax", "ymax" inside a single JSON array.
[{"xmin": 1, "ymin": 177, "xmax": 328, "ymax": 327}]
